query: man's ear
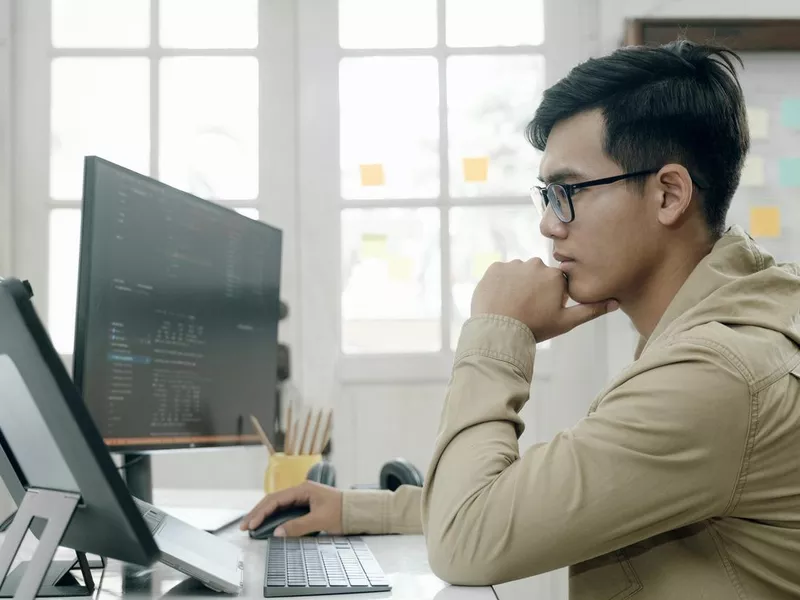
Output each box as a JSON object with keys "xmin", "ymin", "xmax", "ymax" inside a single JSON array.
[{"xmin": 654, "ymin": 164, "xmax": 694, "ymax": 227}]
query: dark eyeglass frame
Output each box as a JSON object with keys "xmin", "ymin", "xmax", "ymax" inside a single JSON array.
[{"xmin": 531, "ymin": 168, "xmax": 660, "ymax": 224}]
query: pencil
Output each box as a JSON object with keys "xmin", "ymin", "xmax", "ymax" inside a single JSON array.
[
  {"xmin": 315, "ymin": 410, "xmax": 333, "ymax": 455},
  {"xmin": 308, "ymin": 409, "xmax": 323, "ymax": 456},
  {"xmin": 297, "ymin": 409, "xmax": 313, "ymax": 455},
  {"xmin": 285, "ymin": 402, "xmax": 294, "ymax": 455},
  {"xmin": 287, "ymin": 417, "xmax": 298, "ymax": 456},
  {"xmin": 250, "ymin": 415, "xmax": 275, "ymax": 455}
]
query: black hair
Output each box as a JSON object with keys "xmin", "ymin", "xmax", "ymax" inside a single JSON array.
[{"xmin": 526, "ymin": 39, "xmax": 750, "ymax": 238}]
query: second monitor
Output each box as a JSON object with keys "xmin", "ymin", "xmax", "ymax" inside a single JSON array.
[{"xmin": 73, "ymin": 157, "xmax": 282, "ymax": 512}]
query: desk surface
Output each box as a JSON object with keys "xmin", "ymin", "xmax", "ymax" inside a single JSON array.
[{"xmin": 2, "ymin": 529, "xmax": 496, "ymax": 600}]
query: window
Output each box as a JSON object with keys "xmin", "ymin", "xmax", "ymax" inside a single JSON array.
[
  {"xmin": 338, "ymin": 0, "xmax": 549, "ymax": 356},
  {"xmin": 44, "ymin": 0, "xmax": 260, "ymax": 355}
]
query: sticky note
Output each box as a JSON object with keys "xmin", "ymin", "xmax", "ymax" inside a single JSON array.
[
  {"xmin": 359, "ymin": 163, "xmax": 385, "ymax": 187},
  {"xmin": 740, "ymin": 155, "xmax": 765, "ymax": 187},
  {"xmin": 471, "ymin": 252, "xmax": 502, "ymax": 280},
  {"xmin": 780, "ymin": 98, "xmax": 800, "ymax": 130},
  {"xmin": 360, "ymin": 233, "xmax": 388, "ymax": 259},
  {"xmin": 747, "ymin": 107, "xmax": 769, "ymax": 140},
  {"xmin": 463, "ymin": 157, "xmax": 489, "ymax": 182},
  {"xmin": 388, "ymin": 256, "xmax": 414, "ymax": 281},
  {"xmin": 749, "ymin": 206, "xmax": 781, "ymax": 238},
  {"xmin": 779, "ymin": 157, "xmax": 800, "ymax": 187}
]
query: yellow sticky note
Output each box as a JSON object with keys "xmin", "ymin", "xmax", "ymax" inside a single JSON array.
[
  {"xmin": 471, "ymin": 252, "xmax": 502, "ymax": 280},
  {"xmin": 463, "ymin": 157, "xmax": 490, "ymax": 183},
  {"xmin": 747, "ymin": 107, "xmax": 769, "ymax": 140},
  {"xmin": 388, "ymin": 256, "xmax": 414, "ymax": 281},
  {"xmin": 749, "ymin": 206, "xmax": 781, "ymax": 238},
  {"xmin": 360, "ymin": 233, "xmax": 388, "ymax": 259},
  {"xmin": 359, "ymin": 163, "xmax": 385, "ymax": 187},
  {"xmin": 740, "ymin": 155, "xmax": 765, "ymax": 187}
]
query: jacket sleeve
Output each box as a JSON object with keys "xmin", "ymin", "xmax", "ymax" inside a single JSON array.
[
  {"xmin": 421, "ymin": 315, "xmax": 751, "ymax": 586},
  {"xmin": 341, "ymin": 485, "xmax": 423, "ymax": 535}
]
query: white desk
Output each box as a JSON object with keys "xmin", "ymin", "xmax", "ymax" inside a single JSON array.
[{"xmin": 1, "ymin": 529, "xmax": 495, "ymax": 600}]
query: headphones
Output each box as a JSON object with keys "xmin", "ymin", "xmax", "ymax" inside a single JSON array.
[{"xmin": 306, "ymin": 457, "xmax": 424, "ymax": 491}]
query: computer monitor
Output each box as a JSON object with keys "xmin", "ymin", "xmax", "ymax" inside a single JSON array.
[
  {"xmin": 0, "ymin": 277, "xmax": 159, "ymax": 597},
  {"xmin": 73, "ymin": 157, "xmax": 282, "ymax": 504}
]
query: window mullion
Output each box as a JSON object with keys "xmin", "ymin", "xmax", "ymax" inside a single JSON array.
[
  {"xmin": 150, "ymin": 0, "xmax": 159, "ymax": 179},
  {"xmin": 437, "ymin": 0, "xmax": 451, "ymax": 353}
]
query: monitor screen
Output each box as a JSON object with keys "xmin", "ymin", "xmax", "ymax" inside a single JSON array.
[{"xmin": 73, "ymin": 157, "xmax": 281, "ymax": 452}]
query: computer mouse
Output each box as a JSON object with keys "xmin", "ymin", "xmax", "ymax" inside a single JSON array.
[{"xmin": 248, "ymin": 505, "xmax": 313, "ymax": 539}]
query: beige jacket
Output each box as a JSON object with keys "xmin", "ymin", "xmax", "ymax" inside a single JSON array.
[{"xmin": 341, "ymin": 226, "xmax": 800, "ymax": 599}]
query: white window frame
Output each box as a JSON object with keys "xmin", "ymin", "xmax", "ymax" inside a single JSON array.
[
  {"xmin": 297, "ymin": 0, "xmax": 596, "ymax": 388},
  {"xmin": 0, "ymin": 0, "xmax": 11, "ymax": 278},
  {"xmin": 10, "ymin": 0, "xmax": 301, "ymax": 375}
]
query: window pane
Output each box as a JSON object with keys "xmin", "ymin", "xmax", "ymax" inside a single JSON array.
[
  {"xmin": 339, "ymin": 0, "xmax": 436, "ymax": 49},
  {"xmin": 448, "ymin": 55, "xmax": 545, "ymax": 198},
  {"xmin": 342, "ymin": 208, "xmax": 441, "ymax": 353},
  {"xmin": 235, "ymin": 208, "xmax": 259, "ymax": 220},
  {"xmin": 446, "ymin": 0, "xmax": 544, "ymax": 47},
  {"xmin": 450, "ymin": 206, "xmax": 548, "ymax": 348},
  {"xmin": 160, "ymin": 57, "xmax": 259, "ymax": 200},
  {"xmin": 340, "ymin": 58, "xmax": 439, "ymax": 200},
  {"xmin": 48, "ymin": 210, "xmax": 82, "ymax": 354},
  {"xmin": 160, "ymin": 0, "xmax": 258, "ymax": 49},
  {"xmin": 52, "ymin": 0, "xmax": 149, "ymax": 48},
  {"xmin": 51, "ymin": 58, "xmax": 150, "ymax": 200}
]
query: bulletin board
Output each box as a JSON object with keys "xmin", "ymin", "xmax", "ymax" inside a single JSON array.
[{"xmin": 625, "ymin": 19, "xmax": 800, "ymax": 262}]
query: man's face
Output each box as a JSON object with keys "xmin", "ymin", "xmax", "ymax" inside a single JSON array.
[{"xmin": 538, "ymin": 109, "xmax": 662, "ymax": 305}]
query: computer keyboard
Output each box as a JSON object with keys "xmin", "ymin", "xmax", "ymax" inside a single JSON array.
[{"xmin": 264, "ymin": 536, "xmax": 391, "ymax": 597}]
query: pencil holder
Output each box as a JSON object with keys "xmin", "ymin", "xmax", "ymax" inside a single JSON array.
[{"xmin": 264, "ymin": 453, "xmax": 322, "ymax": 494}]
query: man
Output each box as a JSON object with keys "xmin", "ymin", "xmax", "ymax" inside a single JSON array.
[{"xmin": 243, "ymin": 40, "xmax": 800, "ymax": 599}]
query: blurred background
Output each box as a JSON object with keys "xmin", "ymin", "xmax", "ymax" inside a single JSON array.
[{"xmin": 1, "ymin": 1, "xmax": 799, "ymax": 596}]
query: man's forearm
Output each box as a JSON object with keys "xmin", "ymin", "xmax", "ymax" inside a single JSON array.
[
  {"xmin": 421, "ymin": 315, "xmax": 535, "ymax": 584},
  {"xmin": 341, "ymin": 485, "xmax": 423, "ymax": 535}
]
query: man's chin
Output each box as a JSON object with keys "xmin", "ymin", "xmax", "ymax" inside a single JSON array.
[{"xmin": 566, "ymin": 277, "xmax": 613, "ymax": 306}]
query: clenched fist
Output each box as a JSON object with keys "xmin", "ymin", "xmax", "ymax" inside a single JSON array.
[{"xmin": 471, "ymin": 258, "xmax": 618, "ymax": 342}]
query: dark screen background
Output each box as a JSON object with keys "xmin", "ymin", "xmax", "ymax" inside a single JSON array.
[{"xmin": 75, "ymin": 159, "xmax": 281, "ymax": 450}]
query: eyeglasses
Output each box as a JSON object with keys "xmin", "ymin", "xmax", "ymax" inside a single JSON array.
[{"xmin": 530, "ymin": 169, "xmax": 660, "ymax": 224}]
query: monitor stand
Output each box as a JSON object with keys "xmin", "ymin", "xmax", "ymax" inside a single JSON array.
[
  {"xmin": 123, "ymin": 454, "xmax": 245, "ymax": 533},
  {"xmin": 0, "ymin": 488, "xmax": 100, "ymax": 598}
]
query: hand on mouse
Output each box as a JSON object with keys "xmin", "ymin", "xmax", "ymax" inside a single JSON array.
[{"xmin": 240, "ymin": 481, "xmax": 343, "ymax": 537}]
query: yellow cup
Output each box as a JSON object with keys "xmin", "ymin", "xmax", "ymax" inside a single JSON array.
[{"xmin": 264, "ymin": 453, "xmax": 322, "ymax": 494}]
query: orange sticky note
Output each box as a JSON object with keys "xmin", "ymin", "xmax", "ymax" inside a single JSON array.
[
  {"xmin": 359, "ymin": 163, "xmax": 385, "ymax": 187},
  {"xmin": 463, "ymin": 157, "xmax": 489, "ymax": 182},
  {"xmin": 749, "ymin": 206, "xmax": 781, "ymax": 238}
]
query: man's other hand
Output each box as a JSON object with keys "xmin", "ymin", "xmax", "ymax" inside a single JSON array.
[
  {"xmin": 240, "ymin": 481, "xmax": 344, "ymax": 537},
  {"xmin": 471, "ymin": 258, "xmax": 618, "ymax": 342}
]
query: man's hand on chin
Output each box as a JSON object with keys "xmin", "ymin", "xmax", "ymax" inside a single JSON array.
[{"xmin": 470, "ymin": 257, "xmax": 618, "ymax": 343}]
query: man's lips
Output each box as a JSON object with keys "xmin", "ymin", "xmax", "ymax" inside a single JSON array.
[{"xmin": 553, "ymin": 252, "xmax": 574, "ymax": 263}]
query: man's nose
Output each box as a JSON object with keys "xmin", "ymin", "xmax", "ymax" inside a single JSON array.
[{"xmin": 539, "ymin": 203, "xmax": 567, "ymax": 239}]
